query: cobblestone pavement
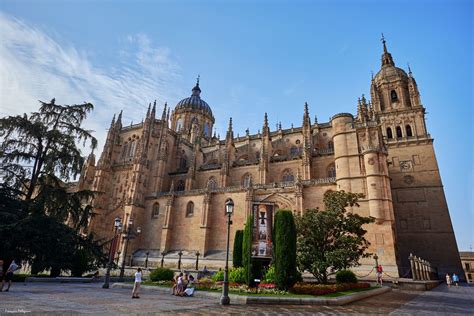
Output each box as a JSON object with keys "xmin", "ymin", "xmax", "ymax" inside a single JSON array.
[
  {"xmin": 390, "ymin": 283, "xmax": 474, "ymax": 315},
  {"xmin": 0, "ymin": 282, "xmax": 463, "ymax": 315}
]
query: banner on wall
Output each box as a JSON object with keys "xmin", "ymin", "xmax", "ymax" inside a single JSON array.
[{"xmin": 251, "ymin": 203, "xmax": 274, "ymax": 258}]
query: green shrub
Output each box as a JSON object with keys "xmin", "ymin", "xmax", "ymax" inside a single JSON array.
[
  {"xmin": 229, "ymin": 267, "xmax": 246, "ymax": 284},
  {"xmin": 149, "ymin": 267, "xmax": 174, "ymax": 281},
  {"xmin": 70, "ymin": 248, "xmax": 91, "ymax": 277},
  {"xmin": 212, "ymin": 269, "xmax": 224, "ymax": 282},
  {"xmin": 232, "ymin": 230, "xmax": 244, "ymax": 268},
  {"xmin": 264, "ymin": 265, "xmax": 276, "ymax": 283},
  {"xmin": 336, "ymin": 269, "xmax": 358, "ymax": 283},
  {"xmin": 274, "ymin": 210, "xmax": 297, "ymax": 290}
]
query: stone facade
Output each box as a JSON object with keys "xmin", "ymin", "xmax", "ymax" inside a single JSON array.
[{"xmin": 78, "ymin": 39, "xmax": 463, "ymax": 278}]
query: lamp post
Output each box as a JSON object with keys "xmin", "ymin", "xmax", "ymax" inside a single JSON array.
[
  {"xmin": 119, "ymin": 218, "xmax": 141, "ymax": 281},
  {"xmin": 103, "ymin": 217, "xmax": 122, "ymax": 289},
  {"xmin": 374, "ymin": 254, "xmax": 379, "ymax": 268},
  {"xmin": 220, "ymin": 198, "xmax": 234, "ymax": 306},
  {"xmin": 195, "ymin": 251, "xmax": 200, "ymax": 271}
]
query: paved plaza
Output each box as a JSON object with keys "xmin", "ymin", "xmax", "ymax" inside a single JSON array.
[{"xmin": 0, "ymin": 282, "xmax": 472, "ymax": 315}]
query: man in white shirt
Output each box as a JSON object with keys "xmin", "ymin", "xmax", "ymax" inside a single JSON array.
[{"xmin": 132, "ymin": 268, "xmax": 142, "ymax": 298}]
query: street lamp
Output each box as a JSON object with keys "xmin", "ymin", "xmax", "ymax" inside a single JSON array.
[
  {"xmin": 102, "ymin": 216, "xmax": 122, "ymax": 289},
  {"xmin": 220, "ymin": 198, "xmax": 234, "ymax": 306},
  {"xmin": 119, "ymin": 218, "xmax": 141, "ymax": 281}
]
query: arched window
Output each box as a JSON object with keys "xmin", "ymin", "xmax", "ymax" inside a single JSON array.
[
  {"xmin": 129, "ymin": 141, "xmax": 137, "ymax": 157},
  {"xmin": 242, "ymin": 173, "xmax": 252, "ymax": 187},
  {"xmin": 152, "ymin": 203, "xmax": 160, "ymax": 218},
  {"xmin": 176, "ymin": 180, "xmax": 185, "ymax": 192},
  {"xmin": 328, "ymin": 141, "xmax": 334, "ymax": 151},
  {"xmin": 327, "ymin": 164, "xmax": 336, "ymax": 178},
  {"xmin": 204, "ymin": 122, "xmax": 210, "ymax": 137},
  {"xmin": 176, "ymin": 118, "xmax": 184, "ymax": 131},
  {"xmin": 180, "ymin": 154, "xmax": 187, "ymax": 170},
  {"xmin": 406, "ymin": 125, "xmax": 413, "ymax": 137},
  {"xmin": 186, "ymin": 201, "xmax": 194, "ymax": 217},
  {"xmin": 290, "ymin": 146, "xmax": 299, "ymax": 157},
  {"xmin": 122, "ymin": 142, "xmax": 129, "ymax": 159},
  {"xmin": 282, "ymin": 169, "xmax": 294, "ymax": 182},
  {"xmin": 207, "ymin": 177, "xmax": 218, "ymax": 190},
  {"xmin": 386, "ymin": 127, "xmax": 393, "ymax": 139},
  {"xmin": 391, "ymin": 90, "xmax": 398, "ymax": 101},
  {"xmin": 396, "ymin": 126, "xmax": 403, "ymax": 138}
]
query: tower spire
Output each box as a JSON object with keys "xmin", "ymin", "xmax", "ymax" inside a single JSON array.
[
  {"xmin": 226, "ymin": 117, "xmax": 234, "ymax": 141},
  {"xmin": 151, "ymin": 100, "xmax": 156, "ymax": 118},
  {"xmin": 192, "ymin": 75, "xmax": 201, "ymax": 96},
  {"xmin": 161, "ymin": 102, "xmax": 167, "ymax": 120},
  {"xmin": 380, "ymin": 33, "xmax": 395, "ymax": 67},
  {"xmin": 110, "ymin": 113, "xmax": 116, "ymax": 128},
  {"xmin": 408, "ymin": 62, "xmax": 413, "ymax": 77},
  {"xmin": 303, "ymin": 102, "xmax": 311, "ymax": 126},
  {"xmin": 116, "ymin": 110, "xmax": 123, "ymax": 129}
]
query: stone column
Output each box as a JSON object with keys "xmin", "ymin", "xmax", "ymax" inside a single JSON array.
[{"xmin": 414, "ymin": 256, "xmax": 422, "ymax": 280}]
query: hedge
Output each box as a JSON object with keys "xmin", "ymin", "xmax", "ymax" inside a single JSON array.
[
  {"xmin": 149, "ymin": 267, "xmax": 174, "ymax": 281},
  {"xmin": 232, "ymin": 230, "xmax": 243, "ymax": 268}
]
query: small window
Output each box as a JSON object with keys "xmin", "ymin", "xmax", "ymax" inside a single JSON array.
[
  {"xmin": 152, "ymin": 203, "xmax": 160, "ymax": 218},
  {"xmin": 282, "ymin": 169, "xmax": 294, "ymax": 182},
  {"xmin": 406, "ymin": 125, "xmax": 413, "ymax": 137},
  {"xmin": 327, "ymin": 164, "xmax": 336, "ymax": 178},
  {"xmin": 295, "ymin": 140, "xmax": 301, "ymax": 145},
  {"xmin": 386, "ymin": 127, "xmax": 393, "ymax": 139},
  {"xmin": 176, "ymin": 180, "xmax": 185, "ymax": 192},
  {"xmin": 129, "ymin": 141, "xmax": 137, "ymax": 157},
  {"xmin": 396, "ymin": 126, "xmax": 403, "ymax": 138},
  {"xmin": 328, "ymin": 141, "xmax": 334, "ymax": 150},
  {"xmin": 207, "ymin": 177, "xmax": 218, "ymax": 190},
  {"xmin": 290, "ymin": 146, "xmax": 299, "ymax": 156},
  {"xmin": 186, "ymin": 201, "xmax": 194, "ymax": 217},
  {"xmin": 176, "ymin": 118, "xmax": 184, "ymax": 131},
  {"xmin": 391, "ymin": 90, "xmax": 398, "ymax": 101},
  {"xmin": 122, "ymin": 142, "xmax": 129, "ymax": 159}
]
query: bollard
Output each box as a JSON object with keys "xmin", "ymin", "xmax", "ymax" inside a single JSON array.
[
  {"xmin": 409, "ymin": 253, "xmax": 416, "ymax": 280},
  {"xmin": 161, "ymin": 251, "xmax": 166, "ymax": 268},
  {"xmin": 195, "ymin": 251, "xmax": 200, "ymax": 271},
  {"xmin": 178, "ymin": 250, "xmax": 183, "ymax": 270}
]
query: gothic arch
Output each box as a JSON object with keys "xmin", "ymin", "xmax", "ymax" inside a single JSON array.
[{"xmin": 259, "ymin": 193, "xmax": 295, "ymax": 212}]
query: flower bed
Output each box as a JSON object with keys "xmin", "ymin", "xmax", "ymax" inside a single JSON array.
[{"xmin": 291, "ymin": 282, "xmax": 370, "ymax": 296}]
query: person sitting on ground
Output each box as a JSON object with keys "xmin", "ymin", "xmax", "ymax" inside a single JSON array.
[
  {"xmin": 178, "ymin": 273, "xmax": 189, "ymax": 296},
  {"xmin": 172, "ymin": 272, "xmax": 181, "ymax": 295},
  {"xmin": 173, "ymin": 272, "xmax": 184, "ymax": 296},
  {"xmin": 183, "ymin": 275, "xmax": 196, "ymax": 297}
]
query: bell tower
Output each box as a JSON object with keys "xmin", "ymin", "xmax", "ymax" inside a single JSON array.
[{"xmin": 371, "ymin": 35, "xmax": 463, "ymax": 279}]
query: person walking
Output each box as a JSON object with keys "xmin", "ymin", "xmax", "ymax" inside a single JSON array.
[
  {"xmin": 452, "ymin": 273, "xmax": 459, "ymax": 286},
  {"xmin": 132, "ymin": 268, "xmax": 142, "ymax": 299},
  {"xmin": 376, "ymin": 264, "xmax": 383, "ymax": 286},
  {"xmin": 1, "ymin": 260, "xmax": 20, "ymax": 292},
  {"xmin": 446, "ymin": 273, "xmax": 452, "ymax": 288}
]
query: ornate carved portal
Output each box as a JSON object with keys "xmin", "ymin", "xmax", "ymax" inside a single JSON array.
[{"xmin": 254, "ymin": 192, "xmax": 296, "ymax": 213}]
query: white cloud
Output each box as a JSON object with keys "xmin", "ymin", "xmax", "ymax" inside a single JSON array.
[{"xmin": 0, "ymin": 12, "xmax": 183, "ymax": 153}]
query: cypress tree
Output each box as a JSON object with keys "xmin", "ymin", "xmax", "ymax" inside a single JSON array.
[
  {"xmin": 232, "ymin": 230, "xmax": 244, "ymax": 267},
  {"xmin": 242, "ymin": 214, "xmax": 253, "ymax": 285},
  {"xmin": 274, "ymin": 209, "xmax": 297, "ymax": 290}
]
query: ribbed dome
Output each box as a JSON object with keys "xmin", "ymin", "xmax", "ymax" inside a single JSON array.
[
  {"xmin": 175, "ymin": 80, "xmax": 213, "ymax": 118},
  {"xmin": 374, "ymin": 65, "xmax": 408, "ymax": 83}
]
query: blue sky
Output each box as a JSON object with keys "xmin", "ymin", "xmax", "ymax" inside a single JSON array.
[{"xmin": 0, "ymin": 0, "xmax": 472, "ymax": 250}]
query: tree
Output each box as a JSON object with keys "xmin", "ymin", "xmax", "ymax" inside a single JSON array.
[
  {"xmin": 242, "ymin": 214, "xmax": 253, "ymax": 286},
  {"xmin": 0, "ymin": 99, "xmax": 106, "ymax": 275},
  {"xmin": 232, "ymin": 230, "xmax": 243, "ymax": 268},
  {"xmin": 295, "ymin": 190, "xmax": 374, "ymax": 283},
  {"xmin": 273, "ymin": 210, "xmax": 297, "ymax": 290}
]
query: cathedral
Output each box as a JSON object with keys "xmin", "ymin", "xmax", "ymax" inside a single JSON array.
[{"xmin": 78, "ymin": 38, "xmax": 463, "ymax": 278}]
